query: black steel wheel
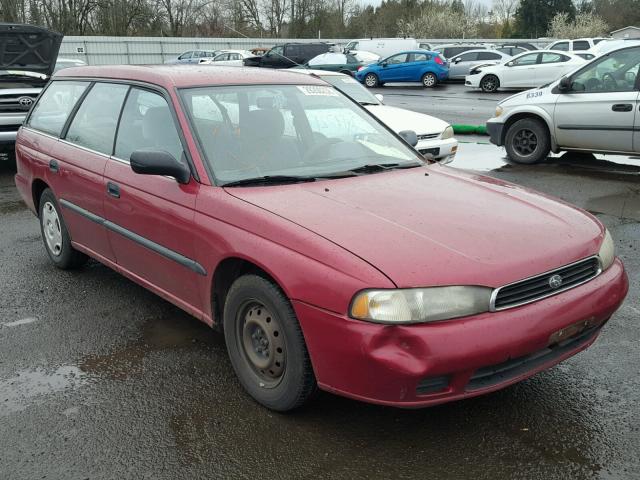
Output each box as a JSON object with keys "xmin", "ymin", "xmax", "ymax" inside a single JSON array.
[{"xmin": 505, "ymin": 118, "xmax": 551, "ymax": 164}]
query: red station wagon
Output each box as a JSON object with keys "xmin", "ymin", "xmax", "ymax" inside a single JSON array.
[{"xmin": 15, "ymin": 66, "xmax": 628, "ymax": 411}]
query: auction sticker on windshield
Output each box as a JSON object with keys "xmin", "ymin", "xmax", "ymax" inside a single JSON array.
[{"xmin": 297, "ymin": 85, "xmax": 339, "ymax": 96}]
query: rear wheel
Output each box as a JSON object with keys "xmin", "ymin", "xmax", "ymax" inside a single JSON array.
[
  {"xmin": 421, "ymin": 72, "xmax": 437, "ymax": 88},
  {"xmin": 223, "ymin": 274, "xmax": 317, "ymax": 411},
  {"xmin": 480, "ymin": 74, "xmax": 500, "ymax": 93},
  {"xmin": 505, "ymin": 118, "xmax": 551, "ymax": 164},
  {"xmin": 39, "ymin": 189, "xmax": 88, "ymax": 269},
  {"xmin": 364, "ymin": 73, "xmax": 379, "ymax": 88}
]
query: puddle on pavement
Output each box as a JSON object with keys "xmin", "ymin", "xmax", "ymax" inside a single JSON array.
[
  {"xmin": 80, "ymin": 309, "xmax": 215, "ymax": 380},
  {"xmin": 452, "ymin": 141, "xmax": 640, "ymax": 176},
  {"xmin": 0, "ymin": 365, "xmax": 86, "ymax": 415}
]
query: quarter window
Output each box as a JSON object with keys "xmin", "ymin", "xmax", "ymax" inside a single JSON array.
[
  {"xmin": 65, "ymin": 83, "xmax": 128, "ymax": 155},
  {"xmin": 115, "ymin": 88, "xmax": 183, "ymax": 162},
  {"xmin": 28, "ymin": 81, "xmax": 88, "ymax": 137}
]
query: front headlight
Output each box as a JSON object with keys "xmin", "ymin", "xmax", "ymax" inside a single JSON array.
[
  {"xmin": 598, "ymin": 229, "xmax": 615, "ymax": 271},
  {"xmin": 440, "ymin": 125, "xmax": 454, "ymax": 139},
  {"xmin": 495, "ymin": 105, "xmax": 504, "ymax": 117},
  {"xmin": 350, "ymin": 286, "xmax": 492, "ymax": 324}
]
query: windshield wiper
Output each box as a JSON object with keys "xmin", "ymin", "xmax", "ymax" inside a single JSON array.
[
  {"xmin": 222, "ymin": 175, "xmax": 317, "ymax": 187},
  {"xmin": 350, "ymin": 162, "xmax": 423, "ymax": 173},
  {"xmin": 358, "ymin": 101, "xmax": 379, "ymax": 106}
]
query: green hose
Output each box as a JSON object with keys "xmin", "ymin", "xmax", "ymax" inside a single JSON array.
[{"xmin": 452, "ymin": 124, "xmax": 488, "ymax": 135}]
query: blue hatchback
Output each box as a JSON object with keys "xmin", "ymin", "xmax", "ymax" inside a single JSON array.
[{"xmin": 355, "ymin": 50, "xmax": 449, "ymax": 88}]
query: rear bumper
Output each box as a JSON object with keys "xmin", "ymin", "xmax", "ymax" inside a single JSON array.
[
  {"xmin": 486, "ymin": 120, "xmax": 505, "ymax": 146},
  {"xmin": 294, "ymin": 258, "xmax": 627, "ymax": 408}
]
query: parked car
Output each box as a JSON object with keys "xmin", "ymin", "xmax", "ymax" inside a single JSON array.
[
  {"xmin": 356, "ymin": 50, "xmax": 449, "ymax": 88},
  {"xmin": 54, "ymin": 57, "xmax": 87, "ymax": 73},
  {"xmin": 293, "ymin": 69, "xmax": 458, "ymax": 162},
  {"xmin": 547, "ymin": 38, "xmax": 608, "ymax": 52},
  {"xmin": 433, "ymin": 43, "xmax": 491, "ymax": 59},
  {"xmin": 448, "ymin": 49, "xmax": 511, "ymax": 80},
  {"xmin": 243, "ymin": 43, "xmax": 331, "ymax": 68},
  {"xmin": 200, "ymin": 50, "xmax": 254, "ymax": 66},
  {"xmin": 295, "ymin": 53, "xmax": 366, "ymax": 75},
  {"xmin": 343, "ymin": 38, "xmax": 419, "ymax": 59},
  {"xmin": 15, "ymin": 65, "xmax": 628, "ymax": 412},
  {"xmin": 465, "ymin": 50, "xmax": 585, "ymax": 92},
  {"xmin": 0, "ymin": 23, "xmax": 62, "ymax": 158},
  {"xmin": 487, "ymin": 44, "xmax": 640, "ymax": 164},
  {"xmin": 164, "ymin": 50, "xmax": 220, "ymax": 64}
]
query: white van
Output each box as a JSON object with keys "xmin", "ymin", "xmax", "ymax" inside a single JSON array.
[{"xmin": 343, "ymin": 38, "xmax": 419, "ymax": 59}]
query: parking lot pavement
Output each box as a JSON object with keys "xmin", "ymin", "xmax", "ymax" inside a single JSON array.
[
  {"xmin": 1, "ymin": 143, "xmax": 639, "ymax": 478},
  {"xmin": 370, "ymin": 81, "xmax": 513, "ymax": 126}
]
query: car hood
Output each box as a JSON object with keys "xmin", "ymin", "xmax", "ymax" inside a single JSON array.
[
  {"xmin": 0, "ymin": 23, "xmax": 63, "ymax": 76},
  {"xmin": 365, "ymin": 105, "xmax": 449, "ymax": 136},
  {"xmin": 225, "ymin": 166, "xmax": 603, "ymax": 288}
]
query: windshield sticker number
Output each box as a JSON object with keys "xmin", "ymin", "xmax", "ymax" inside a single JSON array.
[
  {"xmin": 526, "ymin": 91, "xmax": 544, "ymax": 100},
  {"xmin": 297, "ymin": 85, "xmax": 339, "ymax": 96}
]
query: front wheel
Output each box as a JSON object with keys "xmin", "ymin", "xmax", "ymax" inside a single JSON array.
[
  {"xmin": 504, "ymin": 118, "xmax": 551, "ymax": 164},
  {"xmin": 364, "ymin": 73, "xmax": 379, "ymax": 88},
  {"xmin": 421, "ymin": 72, "xmax": 437, "ymax": 88},
  {"xmin": 480, "ymin": 74, "xmax": 500, "ymax": 93},
  {"xmin": 223, "ymin": 274, "xmax": 317, "ymax": 411}
]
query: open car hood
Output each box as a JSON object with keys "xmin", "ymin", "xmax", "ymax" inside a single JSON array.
[{"xmin": 0, "ymin": 23, "xmax": 63, "ymax": 77}]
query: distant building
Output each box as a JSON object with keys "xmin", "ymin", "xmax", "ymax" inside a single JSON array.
[{"xmin": 610, "ymin": 26, "xmax": 640, "ymax": 39}]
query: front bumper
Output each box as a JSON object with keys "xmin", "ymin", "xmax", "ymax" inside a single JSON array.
[
  {"xmin": 0, "ymin": 129, "xmax": 18, "ymax": 145},
  {"xmin": 294, "ymin": 258, "xmax": 627, "ymax": 407},
  {"xmin": 486, "ymin": 120, "xmax": 505, "ymax": 146},
  {"xmin": 416, "ymin": 137, "xmax": 458, "ymax": 164},
  {"xmin": 465, "ymin": 74, "xmax": 481, "ymax": 88}
]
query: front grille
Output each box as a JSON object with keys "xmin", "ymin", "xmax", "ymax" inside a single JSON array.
[
  {"xmin": 466, "ymin": 326, "xmax": 600, "ymax": 391},
  {"xmin": 417, "ymin": 133, "xmax": 439, "ymax": 140},
  {"xmin": 416, "ymin": 375, "xmax": 450, "ymax": 395},
  {"xmin": 492, "ymin": 257, "xmax": 600, "ymax": 311},
  {"xmin": 0, "ymin": 94, "xmax": 38, "ymax": 113}
]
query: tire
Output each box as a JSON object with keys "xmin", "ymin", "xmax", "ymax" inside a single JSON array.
[
  {"xmin": 480, "ymin": 74, "xmax": 500, "ymax": 93},
  {"xmin": 504, "ymin": 118, "xmax": 551, "ymax": 164},
  {"xmin": 38, "ymin": 189, "xmax": 88, "ymax": 269},
  {"xmin": 364, "ymin": 73, "xmax": 379, "ymax": 88},
  {"xmin": 421, "ymin": 72, "xmax": 437, "ymax": 88},
  {"xmin": 223, "ymin": 274, "xmax": 317, "ymax": 411}
]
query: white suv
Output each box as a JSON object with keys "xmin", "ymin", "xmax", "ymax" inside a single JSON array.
[
  {"xmin": 547, "ymin": 38, "xmax": 609, "ymax": 52},
  {"xmin": 486, "ymin": 45, "xmax": 640, "ymax": 164}
]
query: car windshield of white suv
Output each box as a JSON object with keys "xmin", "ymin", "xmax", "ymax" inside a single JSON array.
[{"xmin": 181, "ymin": 84, "xmax": 422, "ymax": 185}]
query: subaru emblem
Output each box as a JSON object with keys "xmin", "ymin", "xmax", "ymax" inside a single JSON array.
[{"xmin": 548, "ymin": 274, "xmax": 563, "ymax": 289}]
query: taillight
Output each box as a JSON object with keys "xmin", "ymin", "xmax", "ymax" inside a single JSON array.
[
  {"xmin": 434, "ymin": 56, "xmax": 444, "ymax": 65},
  {"xmin": 357, "ymin": 66, "xmax": 364, "ymax": 71}
]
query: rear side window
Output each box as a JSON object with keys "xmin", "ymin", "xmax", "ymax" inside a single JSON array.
[
  {"xmin": 573, "ymin": 41, "xmax": 590, "ymax": 51},
  {"xmin": 115, "ymin": 88, "xmax": 183, "ymax": 162},
  {"xmin": 65, "ymin": 83, "xmax": 129, "ymax": 155},
  {"xmin": 541, "ymin": 53, "xmax": 567, "ymax": 63},
  {"xmin": 28, "ymin": 81, "xmax": 88, "ymax": 137},
  {"xmin": 412, "ymin": 53, "xmax": 429, "ymax": 62}
]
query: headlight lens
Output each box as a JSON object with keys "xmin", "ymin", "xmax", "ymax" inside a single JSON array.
[
  {"xmin": 350, "ymin": 286, "xmax": 492, "ymax": 324},
  {"xmin": 440, "ymin": 125, "xmax": 454, "ymax": 139},
  {"xmin": 598, "ymin": 229, "xmax": 615, "ymax": 271},
  {"xmin": 495, "ymin": 105, "xmax": 504, "ymax": 117}
]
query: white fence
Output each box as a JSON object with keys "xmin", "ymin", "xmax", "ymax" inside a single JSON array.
[{"xmin": 59, "ymin": 36, "xmax": 550, "ymax": 65}]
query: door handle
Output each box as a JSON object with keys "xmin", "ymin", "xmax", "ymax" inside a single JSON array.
[
  {"xmin": 107, "ymin": 182, "xmax": 120, "ymax": 198},
  {"xmin": 612, "ymin": 104, "xmax": 633, "ymax": 112},
  {"xmin": 48, "ymin": 159, "xmax": 59, "ymax": 173}
]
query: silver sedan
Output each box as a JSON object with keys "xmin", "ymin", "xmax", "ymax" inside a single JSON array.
[{"xmin": 448, "ymin": 50, "xmax": 512, "ymax": 80}]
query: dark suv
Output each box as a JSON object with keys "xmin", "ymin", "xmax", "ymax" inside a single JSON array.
[
  {"xmin": 0, "ymin": 23, "xmax": 62, "ymax": 160},
  {"xmin": 243, "ymin": 43, "xmax": 331, "ymax": 68}
]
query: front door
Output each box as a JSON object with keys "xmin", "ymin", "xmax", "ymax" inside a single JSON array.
[
  {"xmin": 103, "ymin": 87, "xmax": 203, "ymax": 313},
  {"xmin": 379, "ymin": 53, "xmax": 410, "ymax": 82},
  {"xmin": 502, "ymin": 52, "xmax": 539, "ymax": 88},
  {"xmin": 555, "ymin": 47, "xmax": 640, "ymax": 152},
  {"xmin": 450, "ymin": 51, "xmax": 479, "ymax": 79}
]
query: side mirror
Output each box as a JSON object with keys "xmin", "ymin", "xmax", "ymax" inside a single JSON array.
[
  {"xmin": 398, "ymin": 130, "xmax": 418, "ymax": 147},
  {"xmin": 381, "ymin": 62, "xmax": 388, "ymax": 67},
  {"xmin": 375, "ymin": 93, "xmax": 384, "ymax": 103},
  {"xmin": 130, "ymin": 149, "xmax": 190, "ymax": 184},
  {"xmin": 558, "ymin": 76, "xmax": 572, "ymax": 92},
  {"xmin": 506, "ymin": 61, "xmax": 513, "ymax": 67},
  {"xmin": 453, "ymin": 58, "xmax": 461, "ymax": 64}
]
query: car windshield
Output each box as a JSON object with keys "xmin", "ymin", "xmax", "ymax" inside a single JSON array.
[
  {"xmin": 321, "ymin": 75, "xmax": 380, "ymax": 105},
  {"xmin": 181, "ymin": 84, "xmax": 421, "ymax": 184}
]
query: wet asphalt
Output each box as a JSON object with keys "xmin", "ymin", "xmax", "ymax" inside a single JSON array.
[{"xmin": 1, "ymin": 84, "xmax": 639, "ymax": 479}]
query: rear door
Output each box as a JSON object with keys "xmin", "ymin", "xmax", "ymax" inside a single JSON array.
[
  {"xmin": 25, "ymin": 80, "xmax": 122, "ymax": 263},
  {"xmin": 555, "ymin": 47, "xmax": 640, "ymax": 153},
  {"xmin": 103, "ymin": 86, "xmax": 202, "ymax": 312}
]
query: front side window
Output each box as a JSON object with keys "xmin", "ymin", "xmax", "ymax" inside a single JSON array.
[
  {"xmin": 268, "ymin": 46, "xmax": 283, "ymax": 58},
  {"xmin": 28, "ymin": 81, "xmax": 88, "ymax": 137},
  {"xmin": 179, "ymin": 51, "xmax": 193, "ymax": 60},
  {"xmin": 181, "ymin": 85, "xmax": 421, "ymax": 184},
  {"xmin": 458, "ymin": 52, "xmax": 478, "ymax": 62},
  {"xmin": 115, "ymin": 88, "xmax": 183, "ymax": 162},
  {"xmin": 65, "ymin": 83, "xmax": 128, "ymax": 155},
  {"xmin": 571, "ymin": 47, "xmax": 640, "ymax": 93},
  {"xmin": 512, "ymin": 53, "xmax": 539, "ymax": 66},
  {"xmin": 552, "ymin": 42, "xmax": 569, "ymax": 51},
  {"xmin": 386, "ymin": 53, "xmax": 408, "ymax": 64}
]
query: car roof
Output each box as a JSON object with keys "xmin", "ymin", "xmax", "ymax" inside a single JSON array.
[
  {"xmin": 455, "ymin": 49, "xmax": 507, "ymax": 54},
  {"xmin": 54, "ymin": 64, "xmax": 327, "ymax": 89}
]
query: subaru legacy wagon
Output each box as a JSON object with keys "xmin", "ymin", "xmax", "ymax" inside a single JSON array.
[{"xmin": 15, "ymin": 66, "xmax": 628, "ymax": 411}]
